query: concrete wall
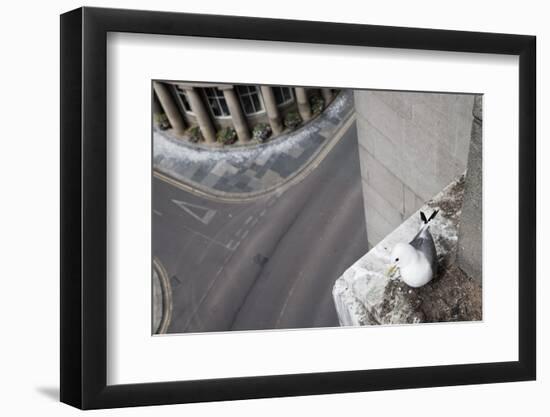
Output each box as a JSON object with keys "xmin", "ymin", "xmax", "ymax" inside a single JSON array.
[
  {"xmin": 354, "ymin": 91, "xmax": 475, "ymax": 248},
  {"xmin": 456, "ymin": 96, "xmax": 483, "ymax": 282}
]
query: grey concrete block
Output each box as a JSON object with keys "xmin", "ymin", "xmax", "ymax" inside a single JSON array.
[
  {"xmin": 355, "ymin": 116, "xmax": 377, "ymax": 155},
  {"xmin": 364, "ymin": 205, "xmax": 395, "ymax": 247},
  {"xmin": 403, "ymin": 185, "xmax": 421, "ymax": 218},
  {"xmin": 416, "ymin": 93, "xmax": 455, "ymax": 114},
  {"xmin": 417, "ymin": 93, "xmax": 467, "ymax": 120},
  {"xmin": 357, "ymin": 143, "xmax": 370, "ymax": 183},
  {"xmin": 357, "ymin": 115, "xmax": 414, "ymax": 190},
  {"xmin": 415, "ymin": 194, "xmax": 426, "ymax": 211},
  {"xmin": 411, "ymin": 95, "xmax": 473, "ymax": 167},
  {"xmin": 372, "ymin": 91, "xmax": 413, "ymax": 120},
  {"xmin": 370, "ymin": 123, "xmax": 404, "ymax": 181},
  {"xmin": 355, "ymin": 91, "xmax": 404, "ymax": 144},
  {"xmin": 362, "ymin": 180, "xmax": 404, "ymax": 226},
  {"xmin": 398, "ymin": 122, "xmax": 439, "ymax": 198},
  {"xmin": 412, "ymin": 100, "xmax": 457, "ymax": 151},
  {"xmin": 361, "ymin": 150, "xmax": 404, "ymax": 212},
  {"xmin": 455, "ymin": 94, "xmax": 476, "ymax": 120}
]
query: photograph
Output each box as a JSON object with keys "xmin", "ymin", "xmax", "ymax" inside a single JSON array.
[
  {"xmin": 151, "ymin": 81, "xmax": 483, "ymax": 335},
  {"xmin": 52, "ymin": 3, "xmax": 538, "ymax": 411}
]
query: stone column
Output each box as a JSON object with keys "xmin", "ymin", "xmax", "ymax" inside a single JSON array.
[
  {"xmin": 184, "ymin": 87, "xmax": 217, "ymax": 144},
  {"xmin": 152, "ymin": 82, "xmax": 186, "ymax": 134},
  {"xmin": 321, "ymin": 88, "xmax": 333, "ymax": 104},
  {"xmin": 260, "ymin": 86, "xmax": 283, "ymax": 135},
  {"xmin": 221, "ymin": 86, "xmax": 251, "ymax": 143},
  {"xmin": 295, "ymin": 87, "xmax": 311, "ymax": 121},
  {"xmin": 152, "ymin": 93, "xmax": 162, "ymax": 116}
]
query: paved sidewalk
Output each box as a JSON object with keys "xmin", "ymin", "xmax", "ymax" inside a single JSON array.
[{"xmin": 153, "ymin": 90, "xmax": 354, "ymax": 197}]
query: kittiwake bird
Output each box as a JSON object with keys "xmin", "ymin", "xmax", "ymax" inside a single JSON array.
[{"xmin": 387, "ymin": 210, "xmax": 439, "ymax": 288}]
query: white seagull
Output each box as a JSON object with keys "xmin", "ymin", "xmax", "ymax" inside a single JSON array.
[{"xmin": 387, "ymin": 210, "xmax": 439, "ymax": 288}]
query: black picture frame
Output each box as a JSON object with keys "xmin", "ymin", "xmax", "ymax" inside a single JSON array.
[{"xmin": 60, "ymin": 6, "xmax": 536, "ymax": 410}]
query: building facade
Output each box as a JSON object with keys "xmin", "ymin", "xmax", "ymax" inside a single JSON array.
[
  {"xmin": 354, "ymin": 90, "xmax": 477, "ymax": 249},
  {"xmin": 153, "ymin": 81, "xmax": 337, "ymax": 144}
]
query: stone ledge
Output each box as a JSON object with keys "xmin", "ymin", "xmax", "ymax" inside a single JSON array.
[{"xmin": 333, "ymin": 175, "xmax": 482, "ymax": 326}]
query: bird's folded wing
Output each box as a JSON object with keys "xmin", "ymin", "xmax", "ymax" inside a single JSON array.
[{"xmin": 410, "ymin": 232, "xmax": 438, "ymax": 273}]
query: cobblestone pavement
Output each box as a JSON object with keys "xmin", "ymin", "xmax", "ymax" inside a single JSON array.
[{"xmin": 153, "ymin": 90, "xmax": 354, "ymax": 197}]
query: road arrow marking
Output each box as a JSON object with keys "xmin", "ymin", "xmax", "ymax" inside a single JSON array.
[{"xmin": 171, "ymin": 199, "xmax": 217, "ymax": 225}]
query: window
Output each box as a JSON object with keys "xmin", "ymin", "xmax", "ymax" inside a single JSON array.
[
  {"xmin": 173, "ymin": 85, "xmax": 193, "ymax": 114},
  {"xmin": 236, "ymin": 85, "xmax": 264, "ymax": 115},
  {"xmin": 273, "ymin": 87, "xmax": 294, "ymax": 106},
  {"xmin": 204, "ymin": 87, "xmax": 230, "ymax": 117}
]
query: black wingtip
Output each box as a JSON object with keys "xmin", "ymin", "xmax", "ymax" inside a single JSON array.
[
  {"xmin": 427, "ymin": 209, "xmax": 439, "ymax": 222},
  {"xmin": 420, "ymin": 211, "xmax": 427, "ymax": 223},
  {"xmin": 420, "ymin": 210, "xmax": 439, "ymax": 224}
]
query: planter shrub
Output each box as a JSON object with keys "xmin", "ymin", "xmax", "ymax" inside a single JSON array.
[
  {"xmin": 284, "ymin": 111, "xmax": 302, "ymax": 130},
  {"xmin": 154, "ymin": 112, "xmax": 170, "ymax": 130},
  {"xmin": 187, "ymin": 126, "xmax": 202, "ymax": 143},
  {"xmin": 252, "ymin": 123, "xmax": 272, "ymax": 142},
  {"xmin": 216, "ymin": 126, "xmax": 238, "ymax": 145},
  {"xmin": 310, "ymin": 95, "xmax": 325, "ymax": 116}
]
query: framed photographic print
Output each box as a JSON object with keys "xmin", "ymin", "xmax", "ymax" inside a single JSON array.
[{"xmin": 60, "ymin": 6, "xmax": 536, "ymax": 409}]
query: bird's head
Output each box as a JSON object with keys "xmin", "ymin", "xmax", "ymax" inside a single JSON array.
[{"xmin": 387, "ymin": 243, "xmax": 416, "ymax": 276}]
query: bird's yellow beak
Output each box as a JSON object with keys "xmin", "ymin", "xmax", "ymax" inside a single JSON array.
[{"xmin": 386, "ymin": 264, "xmax": 397, "ymax": 277}]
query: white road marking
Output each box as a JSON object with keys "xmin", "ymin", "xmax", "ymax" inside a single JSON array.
[
  {"xmin": 244, "ymin": 216, "xmax": 253, "ymax": 225},
  {"xmin": 171, "ymin": 199, "xmax": 217, "ymax": 225},
  {"xmin": 226, "ymin": 240, "xmax": 240, "ymax": 250},
  {"xmin": 153, "ymin": 209, "xmax": 163, "ymax": 216},
  {"xmin": 177, "ymin": 223, "xmax": 228, "ymax": 249}
]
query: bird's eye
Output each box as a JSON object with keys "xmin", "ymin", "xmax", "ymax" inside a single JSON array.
[{"xmin": 395, "ymin": 258, "xmax": 399, "ymax": 262}]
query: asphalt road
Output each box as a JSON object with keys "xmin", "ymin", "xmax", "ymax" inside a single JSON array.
[{"xmin": 153, "ymin": 123, "xmax": 368, "ymax": 333}]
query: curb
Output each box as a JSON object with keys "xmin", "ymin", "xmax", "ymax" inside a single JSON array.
[{"xmin": 153, "ymin": 257, "xmax": 173, "ymax": 334}]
